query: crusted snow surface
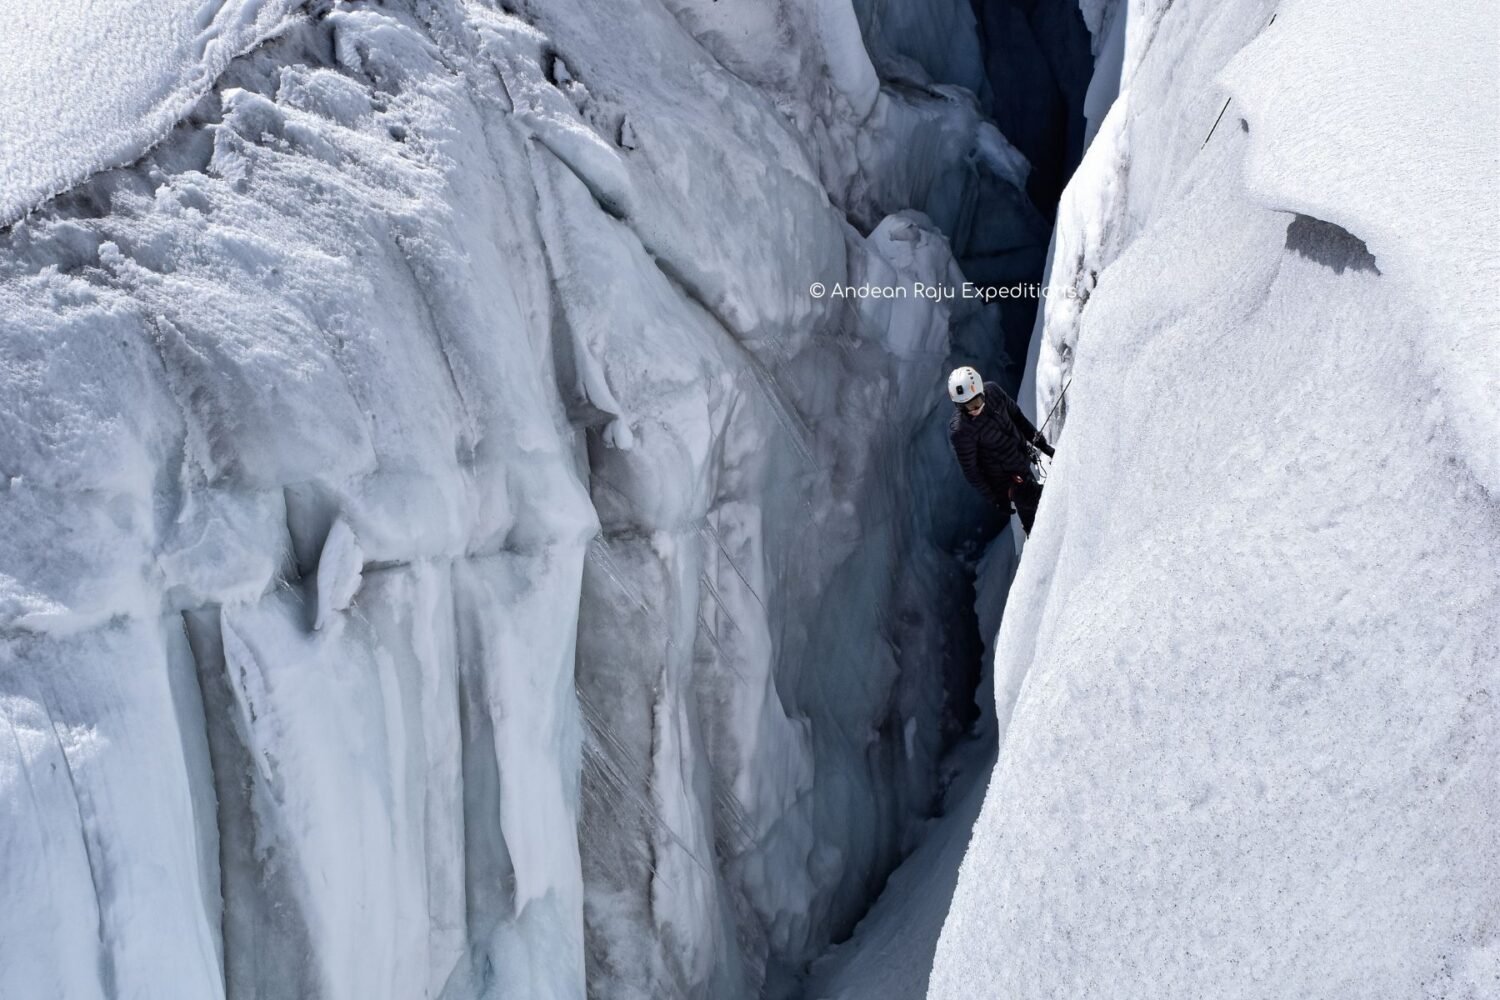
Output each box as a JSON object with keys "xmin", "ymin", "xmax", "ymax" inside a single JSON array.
[
  {"xmin": 0, "ymin": 1, "xmax": 1033, "ymax": 998},
  {"xmin": 932, "ymin": 1, "xmax": 1500, "ymax": 998},
  {"xmin": 1222, "ymin": 0, "xmax": 1500, "ymax": 492},
  {"xmin": 0, "ymin": 0, "xmax": 306, "ymax": 227}
]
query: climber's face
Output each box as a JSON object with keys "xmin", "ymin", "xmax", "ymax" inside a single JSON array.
[{"xmin": 962, "ymin": 395, "xmax": 985, "ymax": 416}]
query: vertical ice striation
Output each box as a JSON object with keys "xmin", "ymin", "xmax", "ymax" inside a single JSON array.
[{"xmin": 0, "ymin": 1, "xmax": 1043, "ymax": 997}]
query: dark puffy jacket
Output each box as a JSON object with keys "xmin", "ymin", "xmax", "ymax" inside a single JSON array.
[{"xmin": 949, "ymin": 381, "xmax": 1055, "ymax": 506}]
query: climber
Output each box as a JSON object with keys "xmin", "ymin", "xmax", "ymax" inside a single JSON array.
[{"xmin": 946, "ymin": 366, "xmax": 1055, "ymax": 535}]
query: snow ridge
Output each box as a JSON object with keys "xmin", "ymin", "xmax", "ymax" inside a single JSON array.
[
  {"xmin": 932, "ymin": 1, "xmax": 1500, "ymax": 997},
  {"xmin": 0, "ymin": 0, "xmax": 307, "ymax": 227}
]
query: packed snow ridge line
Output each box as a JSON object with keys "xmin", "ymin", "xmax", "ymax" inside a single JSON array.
[{"xmin": 0, "ymin": 0, "xmax": 310, "ymax": 227}]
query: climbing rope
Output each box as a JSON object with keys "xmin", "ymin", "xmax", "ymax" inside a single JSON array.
[
  {"xmin": 1037, "ymin": 375, "xmax": 1072, "ymax": 438},
  {"xmin": 1032, "ymin": 376, "xmax": 1072, "ymax": 483}
]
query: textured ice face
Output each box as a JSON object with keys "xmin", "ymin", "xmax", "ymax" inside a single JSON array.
[{"xmin": 0, "ymin": 1, "xmax": 1034, "ymax": 997}]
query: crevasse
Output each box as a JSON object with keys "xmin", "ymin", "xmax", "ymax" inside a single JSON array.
[{"xmin": 0, "ymin": 1, "xmax": 1084, "ymax": 998}]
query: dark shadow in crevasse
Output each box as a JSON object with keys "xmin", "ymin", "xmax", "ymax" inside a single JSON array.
[
  {"xmin": 969, "ymin": 0, "xmax": 1095, "ymax": 217},
  {"xmin": 1284, "ymin": 214, "xmax": 1381, "ymax": 275}
]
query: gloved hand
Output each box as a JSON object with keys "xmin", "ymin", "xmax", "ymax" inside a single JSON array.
[{"xmin": 1033, "ymin": 436, "xmax": 1055, "ymax": 459}]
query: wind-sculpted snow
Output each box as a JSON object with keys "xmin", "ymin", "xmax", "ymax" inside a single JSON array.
[
  {"xmin": 0, "ymin": 1, "xmax": 1035, "ymax": 997},
  {"xmin": 1222, "ymin": 0, "xmax": 1500, "ymax": 492},
  {"xmin": 932, "ymin": 1, "xmax": 1500, "ymax": 997},
  {"xmin": 0, "ymin": 0, "xmax": 306, "ymax": 227}
]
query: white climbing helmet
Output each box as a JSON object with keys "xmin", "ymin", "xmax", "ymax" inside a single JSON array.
[{"xmin": 948, "ymin": 366, "xmax": 984, "ymax": 404}]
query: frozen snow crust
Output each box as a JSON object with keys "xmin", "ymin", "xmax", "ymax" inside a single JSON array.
[
  {"xmin": 932, "ymin": 0, "xmax": 1500, "ymax": 998},
  {"xmin": 0, "ymin": 0, "xmax": 306, "ymax": 228},
  {"xmin": 0, "ymin": 1, "xmax": 1036, "ymax": 998}
]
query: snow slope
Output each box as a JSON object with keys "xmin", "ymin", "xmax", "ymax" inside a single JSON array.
[
  {"xmin": 932, "ymin": 1, "xmax": 1500, "ymax": 997},
  {"xmin": 0, "ymin": 1, "xmax": 1034, "ymax": 998},
  {"xmin": 0, "ymin": 0, "xmax": 305, "ymax": 227}
]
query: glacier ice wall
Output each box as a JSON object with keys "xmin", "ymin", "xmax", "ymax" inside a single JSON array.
[
  {"xmin": 932, "ymin": 0, "xmax": 1500, "ymax": 996},
  {"xmin": 0, "ymin": 1, "xmax": 1044, "ymax": 998}
]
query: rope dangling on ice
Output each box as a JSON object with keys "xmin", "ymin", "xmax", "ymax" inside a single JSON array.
[
  {"xmin": 1032, "ymin": 376, "xmax": 1071, "ymax": 483},
  {"xmin": 1037, "ymin": 376, "xmax": 1072, "ymax": 438}
]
